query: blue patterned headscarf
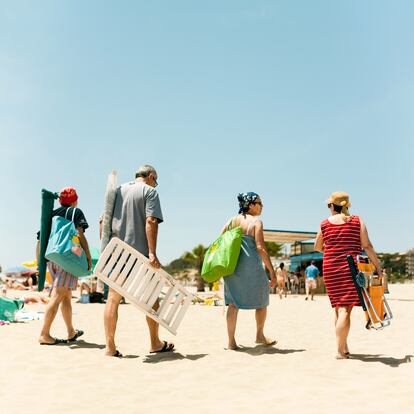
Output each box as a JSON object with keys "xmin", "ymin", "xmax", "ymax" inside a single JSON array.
[{"xmin": 237, "ymin": 192, "xmax": 260, "ymax": 214}]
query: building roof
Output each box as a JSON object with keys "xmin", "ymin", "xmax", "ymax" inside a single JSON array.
[{"xmin": 263, "ymin": 229, "xmax": 317, "ymax": 244}]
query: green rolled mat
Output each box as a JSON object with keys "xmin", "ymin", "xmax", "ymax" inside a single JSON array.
[{"xmin": 38, "ymin": 189, "xmax": 59, "ymax": 291}]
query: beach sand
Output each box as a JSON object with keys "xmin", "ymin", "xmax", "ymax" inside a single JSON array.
[{"xmin": 0, "ymin": 284, "xmax": 413, "ymax": 414}]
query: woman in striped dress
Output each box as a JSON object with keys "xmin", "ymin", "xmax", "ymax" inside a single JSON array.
[{"xmin": 314, "ymin": 192, "xmax": 382, "ymax": 359}]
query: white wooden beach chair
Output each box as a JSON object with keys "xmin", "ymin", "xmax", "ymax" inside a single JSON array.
[{"xmin": 95, "ymin": 237, "xmax": 194, "ymax": 335}]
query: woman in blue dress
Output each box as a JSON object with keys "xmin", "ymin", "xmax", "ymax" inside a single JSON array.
[{"xmin": 222, "ymin": 192, "xmax": 277, "ymax": 350}]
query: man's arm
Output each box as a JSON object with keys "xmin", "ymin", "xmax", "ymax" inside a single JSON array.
[{"xmin": 146, "ymin": 216, "xmax": 160, "ymax": 268}]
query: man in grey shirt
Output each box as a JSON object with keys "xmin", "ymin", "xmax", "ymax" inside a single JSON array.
[{"xmin": 104, "ymin": 165, "xmax": 174, "ymax": 357}]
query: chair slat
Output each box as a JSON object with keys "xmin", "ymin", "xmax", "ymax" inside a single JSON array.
[{"xmin": 95, "ymin": 237, "xmax": 193, "ymax": 335}]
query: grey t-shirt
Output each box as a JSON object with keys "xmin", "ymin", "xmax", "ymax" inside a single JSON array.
[{"xmin": 111, "ymin": 181, "xmax": 163, "ymax": 256}]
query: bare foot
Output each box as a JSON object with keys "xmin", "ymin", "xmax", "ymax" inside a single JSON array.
[
  {"xmin": 256, "ymin": 337, "xmax": 277, "ymax": 346},
  {"xmin": 226, "ymin": 341, "xmax": 239, "ymax": 350},
  {"xmin": 38, "ymin": 335, "xmax": 56, "ymax": 345},
  {"xmin": 105, "ymin": 349, "xmax": 122, "ymax": 357},
  {"xmin": 335, "ymin": 352, "xmax": 349, "ymax": 360}
]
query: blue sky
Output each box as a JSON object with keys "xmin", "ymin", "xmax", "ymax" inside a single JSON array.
[{"xmin": 1, "ymin": 1, "xmax": 413, "ymax": 269}]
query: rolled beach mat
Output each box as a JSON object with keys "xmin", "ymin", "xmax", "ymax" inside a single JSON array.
[
  {"xmin": 38, "ymin": 189, "xmax": 59, "ymax": 291},
  {"xmin": 96, "ymin": 170, "xmax": 117, "ymax": 293},
  {"xmin": 100, "ymin": 170, "xmax": 118, "ymax": 253}
]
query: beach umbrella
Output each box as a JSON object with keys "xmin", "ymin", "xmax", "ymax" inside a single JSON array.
[
  {"xmin": 22, "ymin": 260, "xmax": 37, "ymax": 269},
  {"xmin": 90, "ymin": 247, "xmax": 100, "ymax": 272},
  {"xmin": 5, "ymin": 266, "xmax": 32, "ymax": 275}
]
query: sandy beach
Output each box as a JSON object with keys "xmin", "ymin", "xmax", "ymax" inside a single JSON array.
[{"xmin": 0, "ymin": 284, "xmax": 413, "ymax": 414}]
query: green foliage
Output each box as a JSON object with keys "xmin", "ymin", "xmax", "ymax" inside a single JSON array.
[
  {"xmin": 378, "ymin": 252, "xmax": 407, "ymax": 282},
  {"xmin": 181, "ymin": 244, "xmax": 207, "ymax": 291},
  {"xmin": 181, "ymin": 244, "xmax": 207, "ymax": 273},
  {"xmin": 265, "ymin": 242, "xmax": 284, "ymax": 258},
  {"xmin": 164, "ymin": 258, "xmax": 193, "ymax": 276}
]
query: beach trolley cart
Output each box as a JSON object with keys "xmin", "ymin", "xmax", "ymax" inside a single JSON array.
[
  {"xmin": 95, "ymin": 237, "xmax": 194, "ymax": 335},
  {"xmin": 346, "ymin": 255, "xmax": 393, "ymax": 330}
]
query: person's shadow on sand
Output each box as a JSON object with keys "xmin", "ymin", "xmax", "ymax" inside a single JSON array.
[
  {"xmin": 234, "ymin": 345, "xmax": 306, "ymax": 356},
  {"xmin": 68, "ymin": 340, "xmax": 106, "ymax": 350},
  {"xmin": 350, "ymin": 354, "xmax": 412, "ymax": 367},
  {"xmin": 142, "ymin": 352, "xmax": 208, "ymax": 364}
]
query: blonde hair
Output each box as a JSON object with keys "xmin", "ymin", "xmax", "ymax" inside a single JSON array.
[{"xmin": 327, "ymin": 192, "xmax": 352, "ymax": 222}]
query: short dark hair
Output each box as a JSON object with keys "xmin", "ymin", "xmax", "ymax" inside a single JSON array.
[{"xmin": 280, "ymin": 262, "xmax": 284, "ymax": 269}]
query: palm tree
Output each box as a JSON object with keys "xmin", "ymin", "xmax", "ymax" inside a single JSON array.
[
  {"xmin": 265, "ymin": 242, "xmax": 284, "ymax": 258},
  {"xmin": 182, "ymin": 244, "xmax": 207, "ymax": 292}
]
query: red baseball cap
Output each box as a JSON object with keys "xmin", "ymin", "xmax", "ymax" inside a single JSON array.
[{"xmin": 59, "ymin": 187, "xmax": 78, "ymax": 206}]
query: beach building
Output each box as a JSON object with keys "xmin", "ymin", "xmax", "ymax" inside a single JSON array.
[
  {"xmin": 263, "ymin": 229, "xmax": 320, "ymax": 270},
  {"xmin": 263, "ymin": 229, "xmax": 325, "ymax": 293},
  {"xmin": 406, "ymin": 248, "xmax": 414, "ymax": 277}
]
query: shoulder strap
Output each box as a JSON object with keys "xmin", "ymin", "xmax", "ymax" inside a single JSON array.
[
  {"xmin": 227, "ymin": 216, "xmax": 238, "ymax": 231},
  {"xmin": 65, "ymin": 207, "xmax": 77, "ymax": 222},
  {"xmin": 71, "ymin": 207, "xmax": 77, "ymax": 222}
]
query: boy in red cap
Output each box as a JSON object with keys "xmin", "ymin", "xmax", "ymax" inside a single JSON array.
[{"xmin": 39, "ymin": 187, "xmax": 92, "ymax": 345}]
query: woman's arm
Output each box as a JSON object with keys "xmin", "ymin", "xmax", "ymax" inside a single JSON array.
[
  {"xmin": 254, "ymin": 220, "xmax": 277, "ymax": 287},
  {"xmin": 78, "ymin": 227, "xmax": 92, "ymax": 271},
  {"xmin": 360, "ymin": 219, "xmax": 382, "ymax": 276},
  {"xmin": 314, "ymin": 230, "xmax": 324, "ymax": 253}
]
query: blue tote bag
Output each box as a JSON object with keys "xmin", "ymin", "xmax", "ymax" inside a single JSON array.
[{"xmin": 45, "ymin": 208, "xmax": 90, "ymax": 277}]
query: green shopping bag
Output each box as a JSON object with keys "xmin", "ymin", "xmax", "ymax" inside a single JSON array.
[{"xmin": 201, "ymin": 226, "xmax": 243, "ymax": 283}]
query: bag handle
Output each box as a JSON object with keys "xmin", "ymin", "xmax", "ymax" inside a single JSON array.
[
  {"xmin": 65, "ymin": 207, "xmax": 77, "ymax": 223},
  {"xmin": 226, "ymin": 216, "xmax": 238, "ymax": 231}
]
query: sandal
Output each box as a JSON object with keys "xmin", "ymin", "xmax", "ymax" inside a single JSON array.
[
  {"xmin": 150, "ymin": 341, "xmax": 174, "ymax": 354},
  {"xmin": 111, "ymin": 350, "xmax": 123, "ymax": 358},
  {"xmin": 67, "ymin": 329, "xmax": 84, "ymax": 342},
  {"xmin": 40, "ymin": 338, "xmax": 67, "ymax": 345}
]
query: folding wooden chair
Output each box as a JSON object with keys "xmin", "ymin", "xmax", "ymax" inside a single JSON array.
[{"xmin": 95, "ymin": 237, "xmax": 194, "ymax": 335}]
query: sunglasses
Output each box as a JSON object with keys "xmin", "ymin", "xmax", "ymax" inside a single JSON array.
[{"xmin": 150, "ymin": 175, "xmax": 158, "ymax": 187}]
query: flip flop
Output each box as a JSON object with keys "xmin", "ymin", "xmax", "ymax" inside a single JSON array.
[
  {"xmin": 40, "ymin": 338, "xmax": 67, "ymax": 345},
  {"xmin": 67, "ymin": 329, "xmax": 84, "ymax": 342},
  {"xmin": 111, "ymin": 350, "xmax": 123, "ymax": 358},
  {"xmin": 150, "ymin": 341, "xmax": 174, "ymax": 354}
]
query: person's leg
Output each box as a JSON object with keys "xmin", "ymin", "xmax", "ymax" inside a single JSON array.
[
  {"xmin": 311, "ymin": 280, "xmax": 316, "ymax": 300},
  {"xmin": 226, "ymin": 303, "xmax": 239, "ymax": 350},
  {"xmin": 147, "ymin": 300, "xmax": 175, "ymax": 352},
  {"xmin": 335, "ymin": 306, "xmax": 352, "ymax": 358},
  {"xmin": 305, "ymin": 280, "xmax": 309, "ymax": 300},
  {"xmin": 39, "ymin": 287, "xmax": 67, "ymax": 344},
  {"xmin": 278, "ymin": 282, "xmax": 283, "ymax": 299},
  {"xmin": 104, "ymin": 288, "xmax": 122, "ymax": 355},
  {"xmin": 255, "ymin": 307, "xmax": 276, "ymax": 345},
  {"xmin": 60, "ymin": 288, "xmax": 76, "ymax": 339}
]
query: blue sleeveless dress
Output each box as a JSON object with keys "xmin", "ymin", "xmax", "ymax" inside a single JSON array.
[{"xmin": 224, "ymin": 224, "xmax": 270, "ymax": 309}]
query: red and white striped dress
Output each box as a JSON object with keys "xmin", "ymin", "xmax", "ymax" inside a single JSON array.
[{"xmin": 321, "ymin": 216, "xmax": 362, "ymax": 308}]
